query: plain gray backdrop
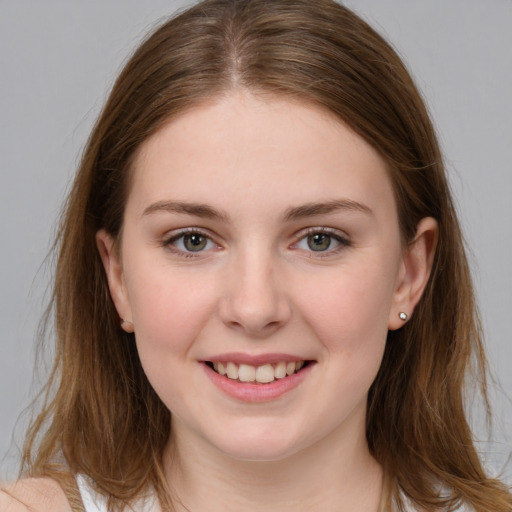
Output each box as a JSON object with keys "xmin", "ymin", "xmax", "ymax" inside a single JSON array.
[{"xmin": 1, "ymin": 0, "xmax": 511, "ymax": 480}]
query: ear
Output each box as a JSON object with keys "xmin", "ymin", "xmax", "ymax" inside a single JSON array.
[
  {"xmin": 388, "ymin": 217, "xmax": 438, "ymax": 330},
  {"xmin": 96, "ymin": 229, "xmax": 134, "ymax": 333}
]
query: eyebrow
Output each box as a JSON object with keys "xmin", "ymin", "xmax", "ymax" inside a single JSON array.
[
  {"xmin": 142, "ymin": 200, "xmax": 229, "ymax": 221},
  {"xmin": 141, "ymin": 198, "xmax": 373, "ymax": 222},
  {"xmin": 283, "ymin": 199, "xmax": 373, "ymax": 221}
]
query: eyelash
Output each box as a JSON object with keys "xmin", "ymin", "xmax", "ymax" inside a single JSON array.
[{"xmin": 162, "ymin": 227, "xmax": 351, "ymax": 258}]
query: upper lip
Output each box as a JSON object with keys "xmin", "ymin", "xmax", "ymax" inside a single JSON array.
[{"xmin": 201, "ymin": 352, "xmax": 312, "ymax": 366}]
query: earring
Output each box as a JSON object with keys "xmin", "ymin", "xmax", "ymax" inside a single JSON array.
[
  {"xmin": 399, "ymin": 312, "xmax": 408, "ymax": 321},
  {"xmin": 120, "ymin": 318, "xmax": 134, "ymax": 333}
]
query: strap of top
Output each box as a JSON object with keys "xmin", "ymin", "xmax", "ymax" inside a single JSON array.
[{"xmin": 59, "ymin": 472, "xmax": 87, "ymax": 512}]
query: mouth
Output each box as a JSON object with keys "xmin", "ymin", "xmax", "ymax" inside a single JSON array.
[{"xmin": 204, "ymin": 360, "xmax": 312, "ymax": 384}]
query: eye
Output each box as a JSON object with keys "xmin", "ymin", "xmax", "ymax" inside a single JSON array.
[
  {"xmin": 306, "ymin": 233, "xmax": 333, "ymax": 251},
  {"xmin": 181, "ymin": 233, "xmax": 208, "ymax": 252},
  {"xmin": 293, "ymin": 228, "xmax": 349, "ymax": 254},
  {"xmin": 164, "ymin": 230, "xmax": 218, "ymax": 255}
]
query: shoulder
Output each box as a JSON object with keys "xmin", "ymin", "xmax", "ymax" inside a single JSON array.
[{"xmin": 0, "ymin": 477, "xmax": 71, "ymax": 512}]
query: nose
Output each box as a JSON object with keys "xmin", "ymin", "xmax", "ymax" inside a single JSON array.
[{"xmin": 219, "ymin": 250, "xmax": 292, "ymax": 337}]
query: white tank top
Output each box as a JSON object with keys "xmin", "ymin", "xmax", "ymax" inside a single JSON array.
[{"xmin": 76, "ymin": 474, "xmax": 161, "ymax": 512}]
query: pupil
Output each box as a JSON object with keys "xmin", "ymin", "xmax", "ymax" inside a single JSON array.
[
  {"xmin": 308, "ymin": 233, "xmax": 331, "ymax": 251},
  {"xmin": 184, "ymin": 234, "xmax": 206, "ymax": 251}
]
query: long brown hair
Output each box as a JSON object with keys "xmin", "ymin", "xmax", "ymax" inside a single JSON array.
[{"xmin": 21, "ymin": 0, "xmax": 511, "ymax": 510}]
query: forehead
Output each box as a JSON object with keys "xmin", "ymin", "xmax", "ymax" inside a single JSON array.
[{"xmin": 128, "ymin": 92, "xmax": 395, "ymax": 220}]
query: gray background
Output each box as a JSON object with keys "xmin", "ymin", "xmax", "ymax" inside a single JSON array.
[{"xmin": 1, "ymin": 0, "xmax": 511, "ymax": 480}]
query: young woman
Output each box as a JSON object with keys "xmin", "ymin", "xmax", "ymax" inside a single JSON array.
[{"xmin": 1, "ymin": 0, "xmax": 510, "ymax": 510}]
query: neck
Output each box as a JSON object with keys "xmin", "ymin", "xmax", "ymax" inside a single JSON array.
[{"xmin": 164, "ymin": 417, "xmax": 384, "ymax": 512}]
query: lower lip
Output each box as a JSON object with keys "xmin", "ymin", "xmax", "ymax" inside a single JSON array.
[{"xmin": 202, "ymin": 363, "xmax": 314, "ymax": 403}]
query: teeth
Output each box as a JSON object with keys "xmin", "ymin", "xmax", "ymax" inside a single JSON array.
[
  {"xmin": 238, "ymin": 364, "xmax": 256, "ymax": 382},
  {"xmin": 255, "ymin": 364, "xmax": 275, "ymax": 383},
  {"xmin": 211, "ymin": 360, "xmax": 306, "ymax": 383},
  {"xmin": 275, "ymin": 362, "xmax": 287, "ymax": 379},
  {"xmin": 226, "ymin": 362, "xmax": 239, "ymax": 380}
]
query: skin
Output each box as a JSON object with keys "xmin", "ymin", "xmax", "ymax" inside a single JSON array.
[
  {"xmin": 96, "ymin": 91, "xmax": 437, "ymax": 512},
  {"xmin": 0, "ymin": 478, "xmax": 71, "ymax": 512}
]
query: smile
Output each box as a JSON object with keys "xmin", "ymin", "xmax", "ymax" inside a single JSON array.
[
  {"xmin": 202, "ymin": 357, "xmax": 315, "ymax": 402},
  {"xmin": 207, "ymin": 360, "xmax": 308, "ymax": 384}
]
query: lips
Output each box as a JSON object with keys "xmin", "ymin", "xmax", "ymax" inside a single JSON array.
[
  {"xmin": 201, "ymin": 353, "xmax": 314, "ymax": 401},
  {"xmin": 203, "ymin": 357, "xmax": 314, "ymax": 402},
  {"xmin": 208, "ymin": 360, "xmax": 307, "ymax": 384}
]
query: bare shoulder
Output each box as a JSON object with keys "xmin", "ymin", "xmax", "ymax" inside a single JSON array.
[{"xmin": 0, "ymin": 477, "xmax": 71, "ymax": 512}]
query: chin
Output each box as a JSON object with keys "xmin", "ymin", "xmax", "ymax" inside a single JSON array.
[
  {"xmin": 216, "ymin": 440, "xmax": 301, "ymax": 463},
  {"xmin": 205, "ymin": 421, "xmax": 312, "ymax": 463}
]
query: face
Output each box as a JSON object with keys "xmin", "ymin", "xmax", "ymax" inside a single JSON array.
[{"xmin": 98, "ymin": 92, "xmax": 430, "ymax": 463}]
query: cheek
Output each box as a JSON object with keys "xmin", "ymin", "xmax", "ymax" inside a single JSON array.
[
  {"xmin": 124, "ymin": 266, "xmax": 219, "ymax": 367},
  {"xmin": 292, "ymin": 262, "xmax": 396, "ymax": 425},
  {"xmin": 294, "ymin": 260, "xmax": 396, "ymax": 356},
  {"xmin": 124, "ymin": 268, "xmax": 222, "ymax": 415}
]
